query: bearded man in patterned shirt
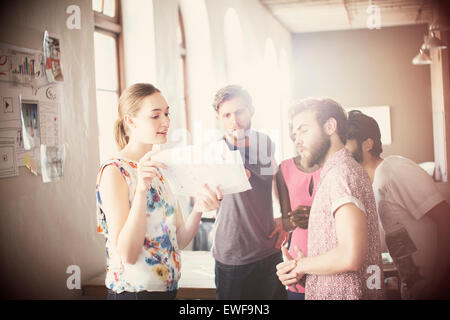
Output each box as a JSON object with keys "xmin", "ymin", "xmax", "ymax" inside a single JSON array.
[{"xmin": 276, "ymin": 98, "xmax": 384, "ymax": 300}]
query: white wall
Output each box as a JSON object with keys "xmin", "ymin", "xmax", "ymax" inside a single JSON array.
[
  {"xmin": 292, "ymin": 25, "xmax": 434, "ymax": 164},
  {"xmin": 0, "ymin": 0, "xmax": 104, "ymax": 299}
]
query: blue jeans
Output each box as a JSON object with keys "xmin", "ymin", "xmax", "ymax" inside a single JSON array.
[
  {"xmin": 215, "ymin": 251, "xmax": 287, "ymax": 300},
  {"xmin": 287, "ymin": 290, "xmax": 305, "ymax": 300},
  {"xmin": 107, "ymin": 289, "xmax": 177, "ymax": 300}
]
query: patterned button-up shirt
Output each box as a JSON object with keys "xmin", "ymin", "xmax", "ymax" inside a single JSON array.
[{"xmin": 305, "ymin": 148, "xmax": 384, "ymax": 300}]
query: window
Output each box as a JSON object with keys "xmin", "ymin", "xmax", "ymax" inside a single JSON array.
[
  {"xmin": 177, "ymin": 6, "xmax": 191, "ymax": 139},
  {"xmin": 279, "ymin": 48, "xmax": 294, "ymax": 159},
  {"xmin": 93, "ymin": 0, "xmax": 116, "ymax": 17},
  {"xmin": 178, "ymin": 0, "xmax": 215, "ymax": 146},
  {"xmin": 176, "ymin": 1, "xmax": 215, "ymax": 222},
  {"xmin": 251, "ymin": 38, "xmax": 283, "ymax": 162},
  {"xmin": 224, "ymin": 8, "xmax": 245, "ymax": 84},
  {"xmin": 92, "ymin": 0, "xmax": 124, "ymax": 163}
]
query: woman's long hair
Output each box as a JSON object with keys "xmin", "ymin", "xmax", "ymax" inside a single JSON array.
[{"xmin": 114, "ymin": 83, "xmax": 160, "ymax": 150}]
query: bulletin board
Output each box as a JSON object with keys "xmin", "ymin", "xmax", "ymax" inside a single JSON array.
[{"xmin": 0, "ymin": 40, "xmax": 64, "ymax": 182}]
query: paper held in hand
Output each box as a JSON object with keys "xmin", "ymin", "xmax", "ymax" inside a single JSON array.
[{"xmin": 151, "ymin": 140, "xmax": 252, "ymax": 197}]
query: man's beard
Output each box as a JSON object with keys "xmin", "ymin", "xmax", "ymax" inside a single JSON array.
[
  {"xmin": 351, "ymin": 142, "xmax": 363, "ymax": 163},
  {"xmin": 302, "ymin": 130, "xmax": 331, "ymax": 168},
  {"xmin": 228, "ymin": 121, "xmax": 251, "ymax": 141}
]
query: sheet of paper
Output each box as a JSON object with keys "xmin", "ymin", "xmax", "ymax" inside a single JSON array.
[
  {"xmin": 43, "ymin": 32, "xmax": 64, "ymax": 83},
  {"xmin": 152, "ymin": 140, "xmax": 252, "ymax": 197},
  {"xmin": 0, "ymin": 84, "xmax": 21, "ymax": 123},
  {"xmin": 23, "ymin": 152, "xmax": 38, "ymax": 175},
  {"xmin": 0, "ymin": 42, "xmax": 48, "ymax": 89},
  {"xmin": 0, "ymin": 136, "xmax": 18, "ymax": 178},
  {"xmin": 0, "ymin": 81, "xmax": 62, "ymax": 167},
  {"xmin": 20, "ymin": 99, "xmax": 40, "ymax": 150},
  {"xmin": 0, "ymin": 126, "xmax": 28, "ymax": 165},
  {"xmin": 40, "ymin": 144, "xmax": 64, "ymax": 183},
  {"xmin": 39, "ymin": 102, "xmax": 60, "ymax": 146}
]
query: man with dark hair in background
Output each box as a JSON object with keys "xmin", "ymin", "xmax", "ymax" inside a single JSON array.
[{"xmin": 345, "ymin": 110, "xmax": 450, "ymax": 299}]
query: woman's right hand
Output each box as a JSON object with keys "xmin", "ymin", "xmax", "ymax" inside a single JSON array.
[{"xmin": 136, "ymin": 150, "xmax": 167, "ymax": 193}]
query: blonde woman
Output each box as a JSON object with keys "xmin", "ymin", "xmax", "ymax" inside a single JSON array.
[{"xmin": 96, "ymin": 83, "xmax": 222, "ymax": 300}]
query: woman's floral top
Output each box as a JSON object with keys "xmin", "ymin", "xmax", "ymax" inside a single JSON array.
[{"xmin": 96, "ymin": 158, "xmax": 181, "ymax": 293}]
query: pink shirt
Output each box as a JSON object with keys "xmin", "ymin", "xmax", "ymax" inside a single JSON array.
[
  {"xmin": 280, "ymin": 158, "xmax": 321, "ymax": 293},
  {"xmin": 305, "ymin": 148, "xmax": 384, "ymax": 300}
]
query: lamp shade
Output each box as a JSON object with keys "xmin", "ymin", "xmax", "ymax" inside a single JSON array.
[
  {"xmin": 412, "ymin": 49, "xmax": 432, "ymax": 65},
  {"xmin": 424, "ymin": 32, "xmax": 447, "ymax": 50}
]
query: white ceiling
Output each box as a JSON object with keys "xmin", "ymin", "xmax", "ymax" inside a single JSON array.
[{"xmin": 259, "ymin": 0, "xmax": 436, "ymax": 33}]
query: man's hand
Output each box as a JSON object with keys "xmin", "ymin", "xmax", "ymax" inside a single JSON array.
[
  {"xmin": 277, "ymin": 246, "xmax": 299, "ymax": 292},
  {"xmin": 288, "ymin": 205, "xmax": 311, "ymax": 229},
  {"xmin": 276, "ymin": 245, "xmax": 306, "ymax": 287},
  {"xmin": 269, "ymin": 217, "xmax": 289, "ymax": 249}
]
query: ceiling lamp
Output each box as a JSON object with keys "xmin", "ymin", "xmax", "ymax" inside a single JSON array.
[
  {"xmin": 429, "ymin": 17, "xmax": 450, "ymax": 32},
  {"xmin": 424, "ymin": 31, "xmax": 447, "ymax": 50},
  {"xmin": 412, "ymin": 45, "xmax": 432, "ymax": 65}
]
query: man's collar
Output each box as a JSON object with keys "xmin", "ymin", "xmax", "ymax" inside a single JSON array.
[
  {"xmin": 223, "ymin": 129, "xmax": 255, "ymax": 148},
  {"xmin": 320, "ymin": 147, "xmax": 348, "ymax": 178}
]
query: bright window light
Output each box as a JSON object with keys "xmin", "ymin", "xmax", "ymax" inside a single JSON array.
[{"xmin": 224, "ymin": 8, "xmax": 245, "ymax": 84}]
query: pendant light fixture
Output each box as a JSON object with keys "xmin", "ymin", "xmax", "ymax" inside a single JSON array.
[
  {"xmin": 424, "ymin": 31, "xmax": 447, "ymax": 50},
  {"xmin": 412, "ymin": 44, "xmax": 432, "ymax": 65}
]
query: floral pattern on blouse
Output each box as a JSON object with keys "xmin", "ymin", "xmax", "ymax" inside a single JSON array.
[{"xmin": 96, "ymin": 158, "xmax": 181, "ymax": 293}]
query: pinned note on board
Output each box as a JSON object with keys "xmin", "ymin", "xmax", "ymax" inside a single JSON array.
[
  {"xmin": 23, "ymin": 152, "xmax": 38, "ymax": 176},
  {"xmin": 43, "ymin": 31, "xmax": 64, "ymax": 83},
  {"xmin": 0, "ymin": 136, "xmax": 18, "ymax": 178},
  {"xmin": 40, "ymin": 144, "xmax": 65, "ymax": 183}
]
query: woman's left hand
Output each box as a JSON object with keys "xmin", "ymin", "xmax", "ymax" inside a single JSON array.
[{"xmin": 192, "ymin": 184, "xmax": 223, "ymax": 213}]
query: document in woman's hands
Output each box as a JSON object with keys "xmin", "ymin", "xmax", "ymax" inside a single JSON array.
[{"xmin": 151, "ymin": 140, "xmax": 252, "ymax": 197}]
